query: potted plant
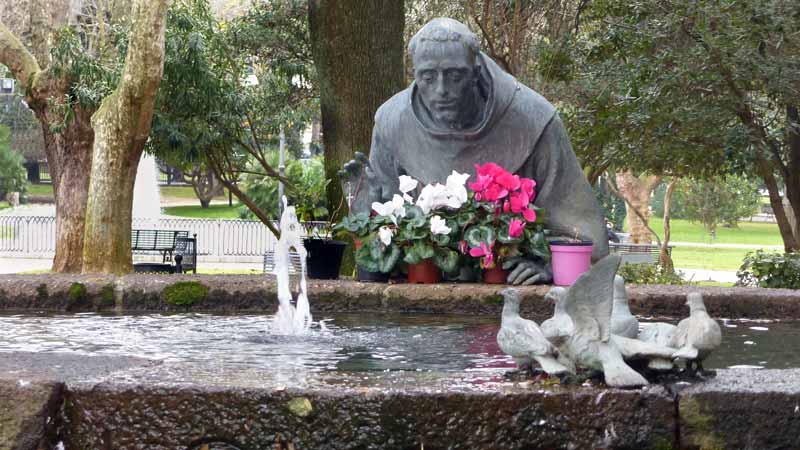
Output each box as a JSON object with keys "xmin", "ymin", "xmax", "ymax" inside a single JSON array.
[
  {"xmin": 461, "ymin": 163, "xmax": 549, "ymax": 284},
  {"xmin": 550, "ymin": 232, "xmax": 593, "ymax": 286},
  {"xmin": 334, "ymin": 211, "xmax": 398, "ymax": 282}
]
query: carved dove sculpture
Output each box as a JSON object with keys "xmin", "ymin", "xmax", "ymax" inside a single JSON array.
[
  {"xmin": 545, "ymin": 255, "xmax": 649, "ymax": 388},
  {"xmin": 671, "ymin": 292, "xmax": 722, "ymax": 372},
  {"xmin": 497, "ymin": 288, "xmax": 571, "ymax": 375},
  {"xmin": 638, "ymin": 322, "xmax": 679, "ymax": 371},
  {"xmin": 610, "ymin": 275, "xmax": 639, "ymax": 338}
]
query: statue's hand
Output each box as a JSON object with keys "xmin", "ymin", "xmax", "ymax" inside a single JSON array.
[
  {"xmin": 338, "ymin": 152, "xmax": 381, "ymax": 207},
  {"xmin": 501, "ymin": 257, "xmax": 553, "ymax": 285},
  {"xmin": 339, "ymin": 151, "xmax": 371, "ymax": 182}
]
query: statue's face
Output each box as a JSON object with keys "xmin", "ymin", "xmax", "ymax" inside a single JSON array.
[{"xmin": 413, "ymin": 42, "xmax": 480, "ymax": 126}]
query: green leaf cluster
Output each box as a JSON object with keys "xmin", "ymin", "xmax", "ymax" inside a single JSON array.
[
  {"xmin": 737, "ymin": 250, "xmax": 800, "ymax": 289},
  {"xmin": 355, "ymin": 236, "xmax": 401, "ymax": 274},
  {"xmin": 618, "ymin": 263, "xmax": 686, "ymax": 286},
  {"xmin": 238, "ymin": 155, "xmax": 329, "ymax": 222},
  {"xmin": 0, "ymin": 125, "xmax": 26, "ymax": 198}
]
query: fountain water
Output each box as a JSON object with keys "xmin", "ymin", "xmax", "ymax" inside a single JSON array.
[
  {"xmin": 132, "ymin": 152, "xmax": 162, "ymax": 220},
  {"xmin": 272, "ymin": 196, "xmax": 312, "ymax": 335}
]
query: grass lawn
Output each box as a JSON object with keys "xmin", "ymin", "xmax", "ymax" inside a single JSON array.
[
  {"xmin": 160, "ymin": 185, "xmax": 228, "ymax": 200},
  {"xmin": 163, "ymin": 204, "xmax": 241, "ymax": 219},
  {"xmin": 0, "ymin": 201, "xmax": 9, "ymax": 211},
  {"xmin": 658, "ymin": 218, "xmax": 783, "ymax": 246},
  {"xmin": 27, "ymin": 183, "xmax": 54, "ymax": 197},
  {"xmin": 670, "ymin": 246, "xmax": 766, "ymax": 271}
]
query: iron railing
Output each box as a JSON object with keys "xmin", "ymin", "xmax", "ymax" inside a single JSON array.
[{"xmin": 0, "ymin": 215, "xmax": 329, "ymax": 259}]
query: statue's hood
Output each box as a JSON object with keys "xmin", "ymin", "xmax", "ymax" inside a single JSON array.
[
  {"xmin": 407, "ymin": 52, "xmax": 519, "ymax": 142},
  {"xmin": 370, "ymin": 52, "xmax": 556, "ymax": 186}
]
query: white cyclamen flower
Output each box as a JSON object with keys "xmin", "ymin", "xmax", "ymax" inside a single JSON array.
[
  {"xmin": 399, "ymin": 175, "xmax": 419, "ymax": 194},
  {"xmin": 416, "ymin": 183, "xmax": 447, "ymax": 214},
  {"xmin": 399, "ymin": 175, "xmax": 419, "ymax": 203},
  {"xmin": 372, "ymin": 194, "xmax": 406, "ymax": 224},
  {"xmin": 445, "ymin": 171, "xmax": 470, "ymax": 207},
  {"xmin": 429, "ymin": 215, "xmax": 451, "ymax": 235},
  {"xmin": 378, "ymin": 226, "xmax": 394, "ymax": 246}
]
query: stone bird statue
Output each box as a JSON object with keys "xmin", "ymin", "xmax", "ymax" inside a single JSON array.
[
  {"xmin": 544, "ymin": 255, "xmax": 649, "ymax": 388},
  {"xmin": 610, "ymin": 275, "xmax": 639, "ymax": 338},
  {"xmin": 497, "ymin": 288, "xmax": 571, "ymax": 375},
  {"xmin": 638, "ymin": 323, "xmax": 679, "ymax": 371},
  {"xmin": 671, "ymin": 292, "xmax": 722, "ymax": 373}
]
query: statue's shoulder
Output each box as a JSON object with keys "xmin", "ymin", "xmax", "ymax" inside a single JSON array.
[
  {"xmin": 507, "ymin": 83, "xmax": 557, "ymax": 125},
  {"xmin": 374, "ymin": 87, "xmax": 414, "ymax": 135}
]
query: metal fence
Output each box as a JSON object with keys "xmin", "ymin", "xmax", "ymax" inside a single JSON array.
[{"xmin": 0, "ymin": 215, "xmax": 329, "ymax": 261}]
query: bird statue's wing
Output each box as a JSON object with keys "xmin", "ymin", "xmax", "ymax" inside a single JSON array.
[
  {"xmin": 563, "ymin": 255, "xmax": 621, "ymax": 342},
  {"xmin": 499, "ymin": 318, "xmax": 552, "ymax": 357}
]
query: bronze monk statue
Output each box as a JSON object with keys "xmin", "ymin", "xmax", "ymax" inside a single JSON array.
[{"xmin": 343, "ymin": 18, "xmax": 608, "ymax": 284}]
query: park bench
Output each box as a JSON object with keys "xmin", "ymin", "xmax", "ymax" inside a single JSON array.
[
  {"xmin": 263, "ymin": 250, "xmax": 304, "ymax": 275},
  {"xmin": 609, "ymin": 242, "xmax": 672, "ymax": 265},
  {"xmin": 132, "ymin": 229, "xmax": 197, "ymax": 274}
]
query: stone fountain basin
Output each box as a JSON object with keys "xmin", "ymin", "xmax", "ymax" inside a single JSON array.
[
  {"xmin": 2, "ymin": 311, "xmax": 800, "ymax": 450},
  {"xmin": 2, "ymin": 275, "xmax": 800, "ymax": 449}
]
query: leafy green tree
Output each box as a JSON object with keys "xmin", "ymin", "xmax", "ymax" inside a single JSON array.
[
  {"xmin": 0, "ymin": 2, "xmax": 127, "ymax": 272},
  {"xmin": 0, "ymin": 125, "xmax": 27, "ymax": 198},
  {"xmin": 558, "ymin": 0, "xmax": 800, "ymax": 251},
  {"xmin": 678, "ymin": 175, "xmax": 761, "ymax": 234},
  {"xmin": 238, "ymin": 155, "xmax": 329, "ymax": 222},
  {"xmin": 152, "ymin": 0, "xmax": 316, "ymax": 236}
]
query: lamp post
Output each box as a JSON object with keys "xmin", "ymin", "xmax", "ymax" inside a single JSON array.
[{"xmin": 278, "ymin": 125, "xmax": 286, "ymax": 214}]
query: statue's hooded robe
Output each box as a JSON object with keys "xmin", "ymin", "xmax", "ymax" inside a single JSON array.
[{"xmin": 361, "ymin": 53, "xmax": 609, "ymax": 260}]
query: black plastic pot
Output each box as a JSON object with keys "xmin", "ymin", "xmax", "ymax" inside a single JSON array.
[
  {"xmin": 356, "ymin": 267, "xmax": 390, "ymax": 282},
  {"xmin": 303, "ymin": 238, "xmax": 347, "ymax": 279}
]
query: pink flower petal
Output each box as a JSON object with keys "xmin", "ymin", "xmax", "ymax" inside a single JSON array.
[
  {"xmin": 522, "ymin": 207, "xmax": 537, "ymax": 222},
  {"xmin": 508, "ymin": 219, "xmax": 525, "ymax": 238}
]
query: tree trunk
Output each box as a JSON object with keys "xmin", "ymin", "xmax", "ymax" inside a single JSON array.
[
  {"xmin": 1, "ymin": 19, "xmax": 96, "ymax": 272},
  {"xmin": 191, "ymin": 166, "xmax": 219, "ymax": 209},
  {"xmin": 616, "ymin": 171, "xmax": 661, "ymax": 244},
  {"xmin": 82, "ymin": 0, "xmax": 169, "ymax": 274},
  {"xmin": 308, "ymin": 0, "xmax": 405, "ymax": 222},
  {"xmin": 756, "ymin": 158, "xmax": 799, "ymax": 252},
  {"xmin": 38, "ymin": 108, "xmax": 94, "ymax": 273},
  {"xmin": 784, "ymin": 104, "xmax": 800, "ymax": 248},
  {"xmin": 659, "ymin": 179, "xmax": 677, "ymax": 270}
]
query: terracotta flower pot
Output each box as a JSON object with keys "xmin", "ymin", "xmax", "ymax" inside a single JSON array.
[
  {"xmin": 482, "ymin": 265, "xmax": 509, "ymax": 284},
  {"xmin": 550, "ymin": 240, "xmax": 593, "ymax": 286},
  {"xmin": 407, "ymin": 258, "xmax": 441, "ymax": 284}
]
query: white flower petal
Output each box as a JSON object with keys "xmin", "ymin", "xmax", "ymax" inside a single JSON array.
[
  {"xmin": 430, "ymin": 215, "xmax": 452, "ymax": 235},
  {"xmin": 378, "ymin": 226, "xmax": 394, "ymax": 246},
  {"xmin": 398, "ymin": 175, "xmax": 419, "ymax": 194}
]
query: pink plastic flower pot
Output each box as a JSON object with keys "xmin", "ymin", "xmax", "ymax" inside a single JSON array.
[{"xmin": 550, "ymin": 241, "xmax": 594, "ymax": 286}]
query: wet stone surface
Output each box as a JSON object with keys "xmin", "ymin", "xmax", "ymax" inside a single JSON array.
[
  {"xmin": 677, "ymin": 369, "xmax": 800, "ymax": 450},
  {"xmin": 63, "ymin": 382, "xmax": 676, "ymax": 450},
  {"xmin": 2, "ymin": 274, "xmax": 800, "ymax": 319},
  {"xmin": 0, "ymin": 379, "xmax": 62, "ymax": 450}
]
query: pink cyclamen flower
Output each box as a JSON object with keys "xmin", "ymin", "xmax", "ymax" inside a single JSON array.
[
  {"xmin": 520, "ymin": 177, "xmax": 536, "ymax": 197},
  {"xmin": 508, "ymin": 219, "xmax": 525, "ymax": 238},
  {"xmin": 496, "ymin": 171, "xmax": 520, "ymax": 191},
  {"xmin": 469, "ymin": 241, "xmax": 495, "ymax": 268},
  {"xmin": 509, "ymin": 191, "xmax": 530, "ymax": 213},
  {"xmin": 522, "ymin": 207, "xmax": 537, "ymax": 223}
]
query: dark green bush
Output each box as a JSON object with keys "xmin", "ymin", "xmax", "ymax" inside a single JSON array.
[
  {"xmin": 736, "ymin": 250, "xmax": 800, "ymax": 289},
  {"xmin": 618, "ymin": 263, "xmax": 686, "ymax": 285},
  {"xmin": 98, "ymin": 284, "xmax": 116, "ymax": 307},
  {"xmin": 36, "ymin": 283, "xmax": 48, "ymax": 300},
  {"xmin": 67, "ymin": 282, "xmax": 87, "ymax": 303},
  {"xmin": 163, "ymin": 281, "xmax": 208, "ymax": 306}
]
